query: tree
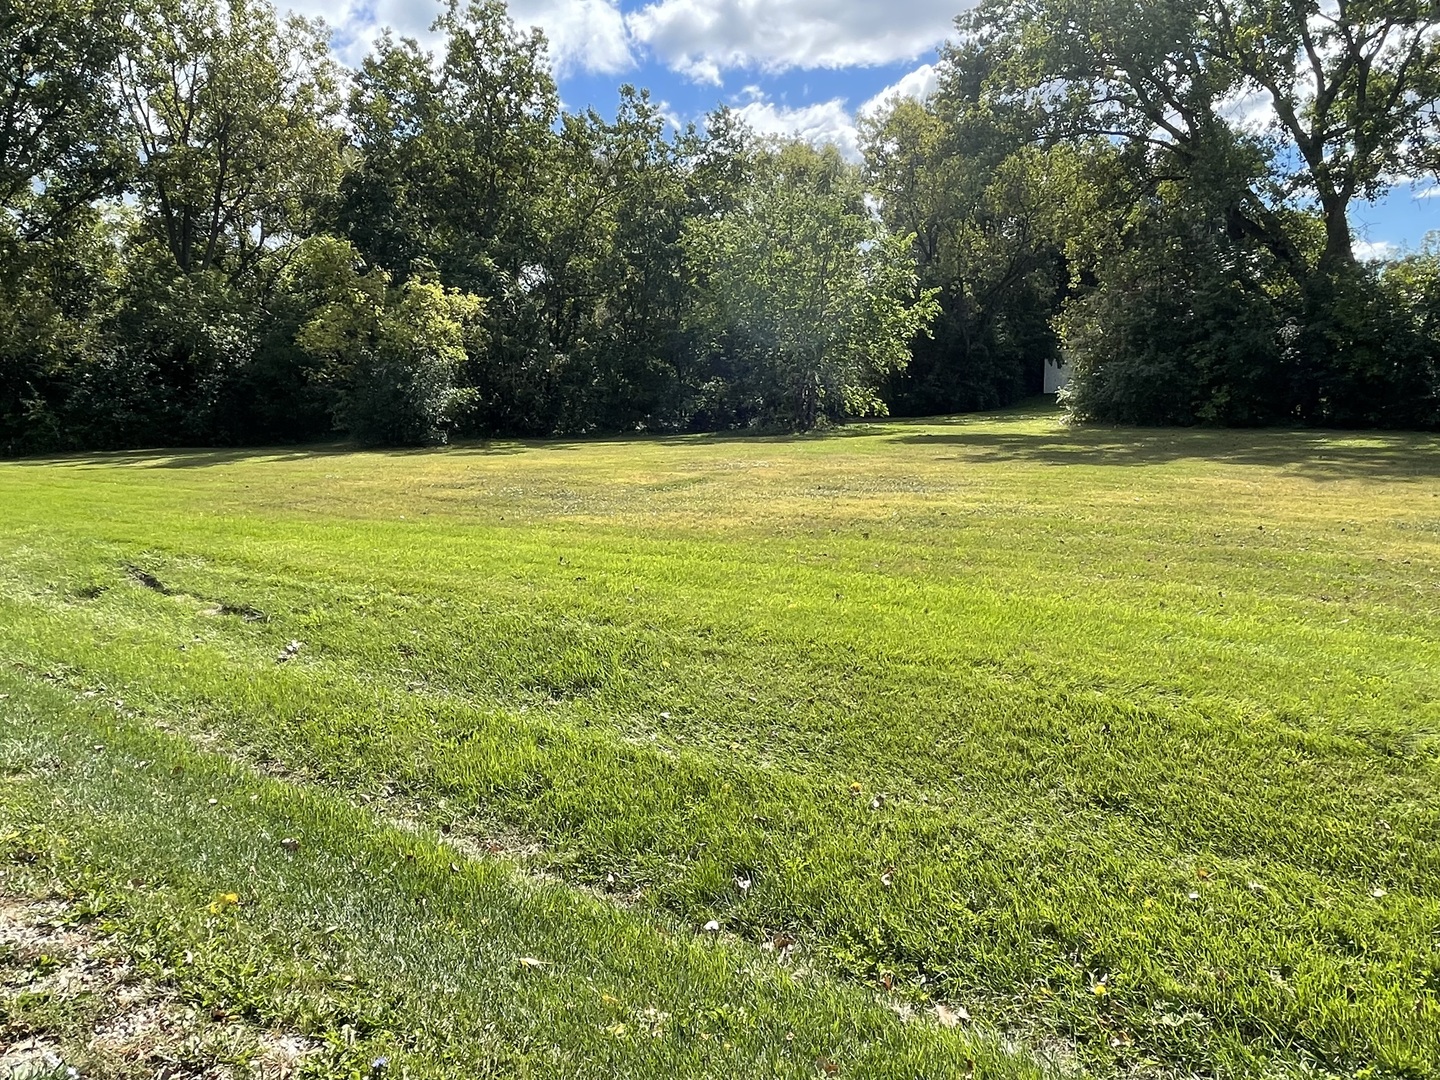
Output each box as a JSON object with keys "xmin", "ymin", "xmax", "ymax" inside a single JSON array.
[
  {"xmin": 686, "ymin": 141, "xmax": 938, "ymax": 430},
  {"xmin": 966, "ymin": 0, "xmax": 1440, "ymax": 274},
  {"xmin": 1057, "ymin": 165, "xmax": 1295, "ymax": 425},
  {"xmin": 861, "ymin": 77, "xmax": 1070, "ymax": 414},
  {"xmin": 527, "ymin": 87, "xmax": 694, "ymax": 431},
  {"xmin": 290, "ymin": 238, "xmax": 485, "ymax": 447},
  {"xmin": 339, "ymin": 0, "xmax": 558, "ymax": 294},
  {"xmin": 118, "ymin": 0, "xmax": 345, "ymax": 282},
  {"xmin": 337, "ymin": 1, "xmax": 560, "ymax": 434},
  {"xmin": 0, "ymin": 0, "xmax": 131, "ymax": 247},
  {"xmin": 0, "ymin": 0, "xmax": 133, "ymax": 453},
  {"xmin": 1204, "ymin": 0, "xmax": 1440, "ymax": 268},
  {"xmin": 951, "ymin": 0, "xmax": 1440, "ymax": 427}
]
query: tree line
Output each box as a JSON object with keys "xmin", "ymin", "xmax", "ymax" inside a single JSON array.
[{"xmin": 3, "ymin": 0, "xmax": 1438, "ymax": 453}]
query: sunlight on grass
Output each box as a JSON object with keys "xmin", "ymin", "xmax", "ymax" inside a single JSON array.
[{"xmin": 2, "ymin": 409, "xmax": 1438, "ymax": 1077}]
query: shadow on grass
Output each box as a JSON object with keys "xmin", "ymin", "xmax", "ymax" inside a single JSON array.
[
  {"xmin": 8, "ymin": 406, "xmax": 1438, "ymax": 482},
  {"xmin": 897, "ymin": 426, "xmax": 1440, "ymax": 480},
  {"xmin": 4, "ymin": 440, "xmax": 554, "ymax": 469}
]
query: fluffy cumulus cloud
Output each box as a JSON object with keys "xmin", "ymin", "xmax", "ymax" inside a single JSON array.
[
  {"xmin": 288, "ymin": 0, "xmax": 633, "ymax": 75},
  {"xmin": 510, "ymin": 0, "xmax": 633, "ymax": 74},
  {"xmin": 626, "ymin": 0, "xmax": 963, "ymax": 83},
  {"xmin": 858, "ymin": 62, "xmax": 939, "ymax": 118},
  {"xmin": 731, "ymin": 62, "xmax": 940, "ymax": 162},
  {"xmin": 289, "ymin": 1, "xmax": 962, "ymax": 86},
  {"xmin": 733, "ymin": 95, "xmax": 862, "ymax": 159}
]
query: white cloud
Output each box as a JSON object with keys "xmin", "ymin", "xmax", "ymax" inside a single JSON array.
[
  {"xmin": 1217, "ymin": 87, "xmax": 1275, "ymax": 134},
  {"xmin": 729, "ymin": 62, "xmax": 942, "ymax": 163},
  {"xmin": 734, "ymin": 97, "xmax": 861, "ymax": 160},
  {"xmin": 858, "ymin": 62, "xmax": 939, "ymax": 119},
  {"xmin": 509, "ymin": 0, "xmax": 634, "ymax": 75},
  {"xmin": 286, "ymin": 0, "xmax": 634, "ymax": 76},
  {"xmin": 289, "ymin": 1, "xmax": 964, "ymax": 90},
  {"xmin": 626, "ymin": 0, "xmax": 964, "ymax": 82},
  {"xmin": 1354, "ymin": 239, "xmax": 1398, "ymax": 262}
]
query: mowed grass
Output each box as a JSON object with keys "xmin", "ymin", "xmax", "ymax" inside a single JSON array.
[{"xmin": 1, "ymin": 405, "xmax": 1438, "ymax": 1077}]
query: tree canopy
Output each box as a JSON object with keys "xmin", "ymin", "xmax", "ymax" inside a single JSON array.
[{"xmin": 1, "ymin": 0, "xmax": 1437, "ymax": 452}]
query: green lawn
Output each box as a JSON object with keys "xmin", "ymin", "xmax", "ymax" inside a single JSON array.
[{"xmin": 2, "ymin": 406, "xmax": 1438, "ymax": 1078}]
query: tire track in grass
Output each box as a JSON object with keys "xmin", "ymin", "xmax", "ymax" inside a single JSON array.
[{"xmin": 0, "ymin": 670, "xmax": 1053, "ymax": 1080}]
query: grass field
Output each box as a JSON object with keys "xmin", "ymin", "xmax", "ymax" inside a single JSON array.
[{"xmin": 2, "ymin": 405, "xmax": 1438, "ymax": 1078}]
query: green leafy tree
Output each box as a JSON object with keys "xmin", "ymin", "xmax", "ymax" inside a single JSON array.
[
  {"xmin": 529, "ymin": 87, "xmax": 694, "ymax": 431},
  {"xmin": 118, "ymin": 0, "xmax": 344, "ymax": 282},
  {"xmin": 966, "ymin": 0, "xmax": 1440, "ymax": 275},
  {"xmin": 0, "ymin": 211, "xmax": 128, "ymax": 454},
  {"xmin": 339, "ymin": 0, "xmax": 558, "ymax": 294},
  {"xmin": 955, "ymin": 0, "xmax": 1440, "ymax": 427},
  {"xmin": 860, "ymin": 82, "xmax": 1069, "ymax": 414},
  {"xmin": 0, "ymin": 0, "xmax": 131, "ymax": 246},
  {"xmin": 0, "ymin": 0, "xmax": 134, "ymax": 453},
  {"xmin": 337, "ymin": 1, "xmax": 559, "ymax": 433},
  {"xmin": 686, "ymin": 141, "xmax": 938, "ymax": 430},
  {"xmin": 290, "ymin": 238, "xmax": 485, "ymax": 446}
]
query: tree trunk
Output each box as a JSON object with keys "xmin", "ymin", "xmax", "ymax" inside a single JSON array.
[{"xmin": 1319, "ymin": 194, "xmax": 1354, "ymax": 268}]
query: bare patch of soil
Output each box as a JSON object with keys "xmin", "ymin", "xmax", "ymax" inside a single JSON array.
[{"xmin": 1, "ymin": 895, "xmax": 314, "ymax": 1080}]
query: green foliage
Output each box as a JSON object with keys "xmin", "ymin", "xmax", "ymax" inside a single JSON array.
[
  {"xmin": 523, "ymin": 88, "xmax": 697, "ymax": 433},
  {"xmin": 337, "ymin": 0, "xmax": 558, "ymax": 294},
  {"xmin": 2, "ymin": 0, "xmax": 1438, "ymax": 451},
  {"xmin": 290, "ymin": 238, "xmax": 484, "ymax": 446},
  {"xmin": 93, "ymin": 243, "xmax": 262, "ymax": 446},
  {"xmin": 0, "ymin": 0, "xmax": 131, "ymax": 247},
  {"xmin": 862, "ymin": 93, "xmax": 1068, "ymax": 414},
  {"xmin": 118, "ymin": 0, "xmax": 344, "ymax": 282},
  {"xmin": 946, "ymin": 0, "xmax": 1440, "ymax": 428},
  {"xmin": 0, "ymin": 208, "xmax": 127, "ymax": 454},
  {"xmin": 686, "ymin": 142, "xmax": 937, "ymax": 430},
  {"xmin": 1292, "ymin": 257, "xmax": 1440, "ymax": 429}
]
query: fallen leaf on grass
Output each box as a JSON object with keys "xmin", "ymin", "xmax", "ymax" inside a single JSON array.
[
  {"xmin": 702, "ymin": 919, "xmax": 721, "ymax": 933},
  {"xmin": 518, "ymin": 957, "xmax": 547, "ymax": 970}
]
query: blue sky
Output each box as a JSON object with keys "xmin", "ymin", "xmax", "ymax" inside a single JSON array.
[{"xmin": 291, "ymin": 0, "xmax": 1436, "ymax": 257}]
